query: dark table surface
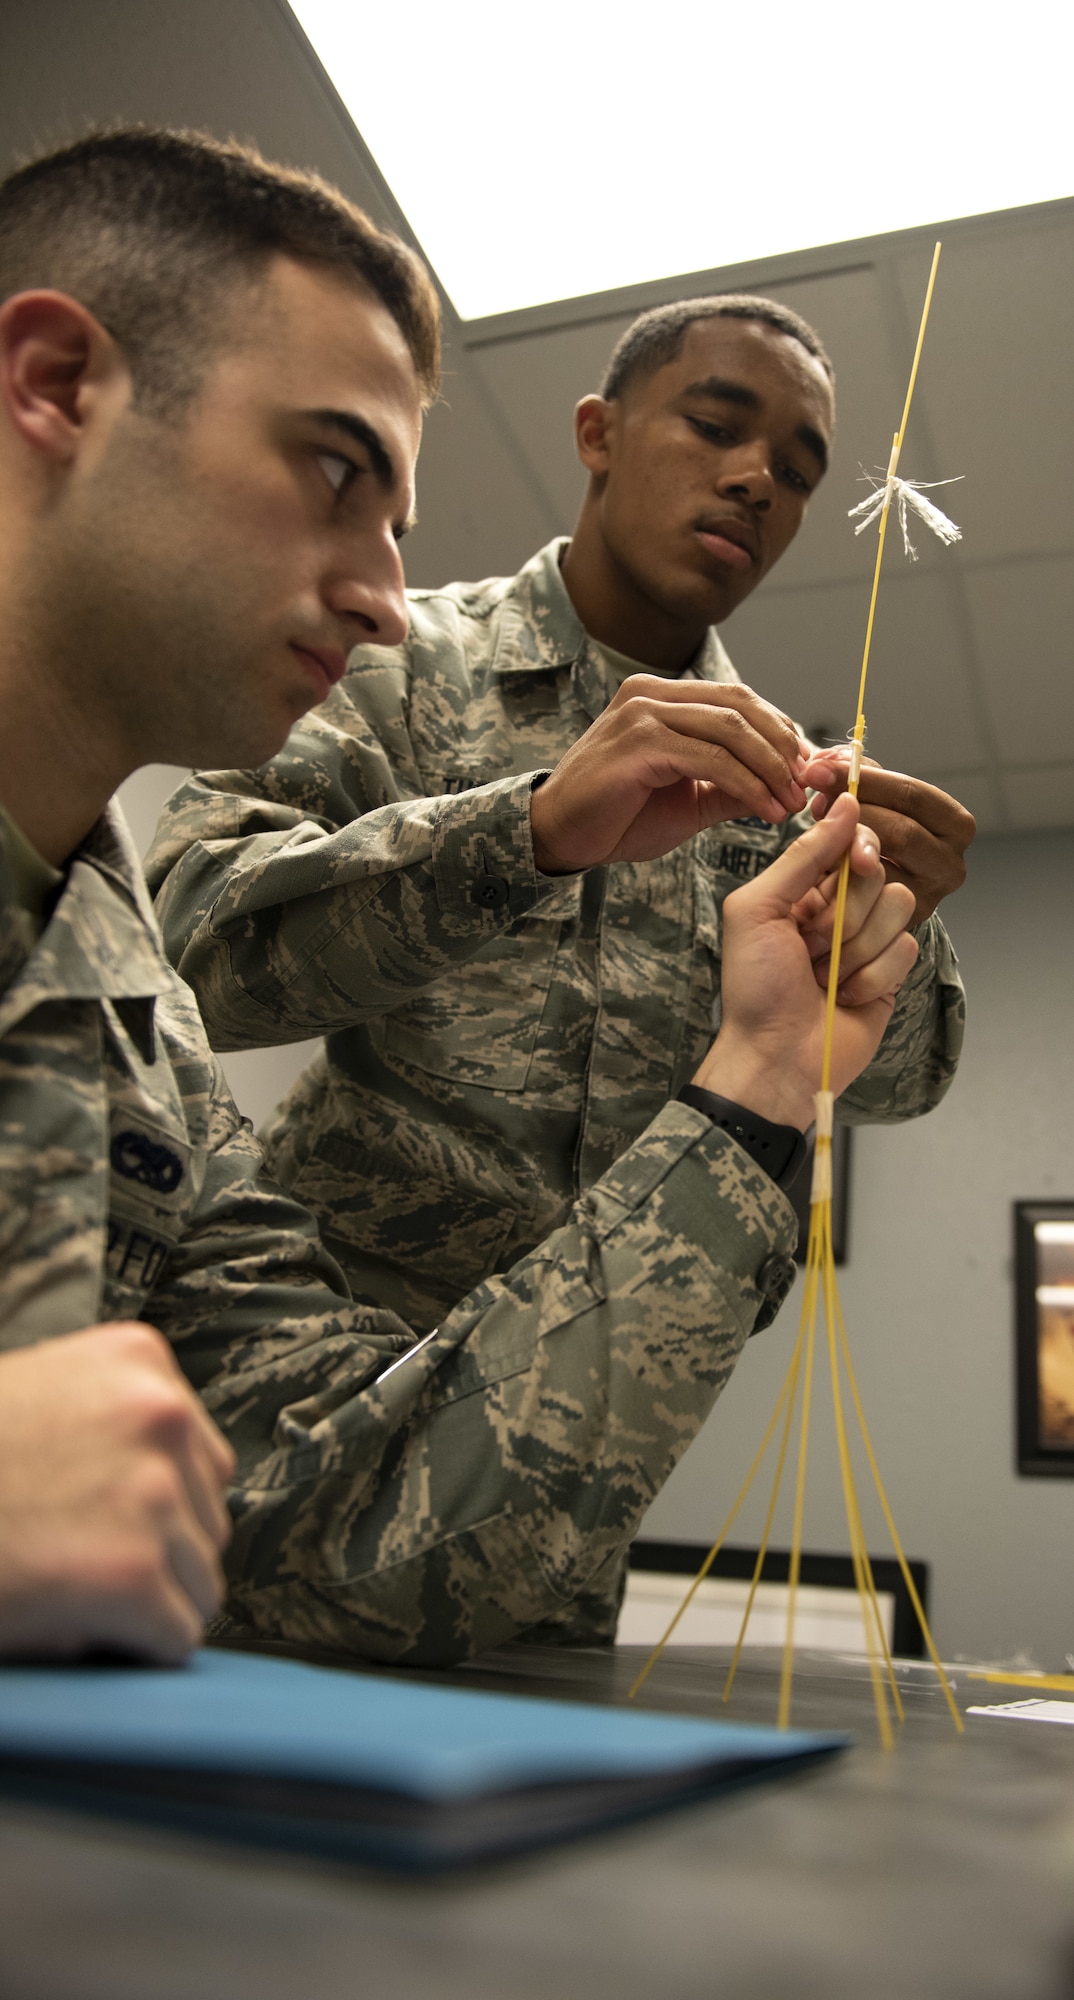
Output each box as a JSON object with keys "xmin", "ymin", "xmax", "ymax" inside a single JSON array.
[{"xmin": 2, "ymin": 1641, "xmax": 1073, "ymax": 2000}]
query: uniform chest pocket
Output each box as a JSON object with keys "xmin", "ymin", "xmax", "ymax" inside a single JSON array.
[
  {"xmin": 693, "ymin": 820, "xmax": 783, "ymax": 889},
  {"xmin": 688, "ymin": 822, "xmax": 784, "ymax": 1048},
  {"xmin": 382, "ymin": 883, "xmax": 581, "ymax": 1093}
]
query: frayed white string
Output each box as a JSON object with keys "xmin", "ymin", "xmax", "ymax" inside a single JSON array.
[{"xmin": 848, "ymin": 472, "xmax": 963, "ymax": 560}]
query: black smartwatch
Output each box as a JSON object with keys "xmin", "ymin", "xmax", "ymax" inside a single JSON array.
[{"xmin": 677, "ymin": 1084, "xmax": 809, "ymax": 1192}]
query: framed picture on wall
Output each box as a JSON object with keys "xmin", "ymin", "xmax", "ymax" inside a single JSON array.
[{"xmin": 1014, "ymin": 1201, "xmax": 1074, "ymax": 1476}]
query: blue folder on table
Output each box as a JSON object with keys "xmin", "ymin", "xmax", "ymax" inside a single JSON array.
[{"xmin": 0, "ymin": 1648, "xmax": 847, "ymax": 1871}]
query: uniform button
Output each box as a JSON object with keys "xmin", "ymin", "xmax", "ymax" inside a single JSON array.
[
  {"xmin": 472, "ymin": 873, "xmax": 510, "ymax": 910},
  {"xmin": 756, "ymin": 1253, "xmax": 796, "ymax": 1298}
]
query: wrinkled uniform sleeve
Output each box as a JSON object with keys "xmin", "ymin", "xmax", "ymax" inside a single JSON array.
[
  {"xmin": 145, "ymin": 666, "xmax": 555, "ymax": 1053},
  {"xmin": 155, "ymin": 1089, "xmax": 797, "ymax": 1667}
]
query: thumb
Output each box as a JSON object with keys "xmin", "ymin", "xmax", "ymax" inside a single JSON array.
[{"xmin": 744, "ymin": 793, "xmax": 862, "ymax": 915}]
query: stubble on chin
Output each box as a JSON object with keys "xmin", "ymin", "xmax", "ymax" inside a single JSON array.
[{"xmin": 166, "ymin": 663, "xmax": 305, "ymax": 773}]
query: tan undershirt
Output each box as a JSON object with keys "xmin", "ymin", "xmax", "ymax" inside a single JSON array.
[{"xmin": 589, "ymin": 638, "xmax": 697, "ymax": 687}]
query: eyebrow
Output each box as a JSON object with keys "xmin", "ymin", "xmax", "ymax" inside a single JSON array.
[
  {"xmin": 684, "ymin": 375, "xmax": 830, "ymax": 476},
  {"xmin": 304, "ymin": 408, "xmax": 395, "ymax": 490},
  {"xmin": 303, "ymin": 407, "xmax": 417, "ymax": 534}
]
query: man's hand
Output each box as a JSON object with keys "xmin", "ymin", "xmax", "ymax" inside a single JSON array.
[
  {"xmin": 803, "ymin": 749, "xmax": 975, "ymax": 926},
  {"xmin": 530, "ymin": 676, "xmax": 808, "ymax": 872},
  {"xmin": 0, "ymin": 1322, "xmax": 235, "ymax": 1663},
  {"xmin": 693, "ymin": 794, "xmax": 918, "ymax": 1133}
]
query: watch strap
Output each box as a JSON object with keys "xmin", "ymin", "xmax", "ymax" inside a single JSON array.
[{"xmin": 677, "ymin": 1085, "xmax": 809, "ymax": 1191}]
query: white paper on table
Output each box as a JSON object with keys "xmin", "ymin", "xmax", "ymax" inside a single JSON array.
[{"xmin": 966, "ymin": 1699, "xmax": 1074, "ymax": 1725}]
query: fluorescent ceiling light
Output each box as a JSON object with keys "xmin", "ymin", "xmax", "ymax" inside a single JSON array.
[{"xmin": 291, "ymin": 1, "xmax": 1074, "ymax": 322}]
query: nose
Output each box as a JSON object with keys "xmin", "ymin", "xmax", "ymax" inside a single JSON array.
[
  {"xmin": 326, "ymin": 526, "xmax": 409, "ymax": 648},
  {"xmin": 715, "ymin": 442, "xmax": 775, "ymax": 511}
]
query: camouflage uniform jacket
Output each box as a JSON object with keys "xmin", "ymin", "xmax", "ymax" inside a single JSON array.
[
  {"xmin": 147, "ymin": 537, "xmax": 964, "ymax": 1336},
  {"xmin": 0, "ymin": 801, "xmax": 799, "ymax": 1662}
]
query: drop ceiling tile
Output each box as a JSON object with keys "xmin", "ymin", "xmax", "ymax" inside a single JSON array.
[
  {"xmin": 890, "ymin": 209, "xmax": 1074, "ymax": 564},
  {"xmin": 962, "ymin": 553, "xmax": 1074, "ymax": 764},
  {"xmin": 1000, "ymin": 764, "xmax": 1074, "ymax": 832},
  {"xmin": 726, "ymin": 569, "xmax": 989, "ymax": 779}
]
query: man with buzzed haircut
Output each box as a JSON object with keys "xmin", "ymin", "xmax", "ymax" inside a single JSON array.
[
  {"xmin": 0, "ymin": 128, "xmax": 918, "ymax": 1664},
  {"xmin": 149, "ymin": 298, "xmax": 973, "ymax": 1344}
]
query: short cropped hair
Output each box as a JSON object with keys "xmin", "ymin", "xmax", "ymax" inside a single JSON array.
[
  {"xmin": 601, "ymin": 294, "xmax": 833, "ymax": 402},
  {"xmin": 0, "ymin": 125, "xmax": 441, "ymax": 412}
]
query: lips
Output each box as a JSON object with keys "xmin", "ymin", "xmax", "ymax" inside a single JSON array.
[
  {"xmin": 695, "ymin": 516, "xmax": 759, "ymax": 572},
  {"xmin": 291, "ymin": 642, "xmax": 348, "ymax": 695}
]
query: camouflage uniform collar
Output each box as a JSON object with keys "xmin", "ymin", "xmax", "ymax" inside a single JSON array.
[
  {"xmin": 488, "ymin": 539, "xmax": 585, "ymax": 680},
  {"xmin": 489, "ymin": 538, "xmax": 739, "ymax": 723},
  {"xmin": 0, "ymin": 800, "xmax": 171, "ymax": 1042},
  {"xmin": 0, "ymin": 803, "xmax": 62, "ymax": 925},
  {"xmin": 79, "ymin": 802, "xmax": 166, "ymax": 935}
]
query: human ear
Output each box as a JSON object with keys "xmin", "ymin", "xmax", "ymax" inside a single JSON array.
[
  {"xmin": 573, "ymin": 393, "xmax": 617, "ymax": 476},
  {"xmin": 0, "ymin": 291, "xmax": 119, "ymax": 464}
]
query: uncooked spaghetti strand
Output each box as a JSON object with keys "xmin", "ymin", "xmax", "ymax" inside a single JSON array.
[
  {"xmin": 721, "ymin": 1418, "xmax": 795, "ymax": 1702},
  {"xmin": 823, "ymin": 1242, "xmax": 904, "ymax": 1729},
  {"xmin": 895, "ymin": 241, "xmax": 943, "ymax": 454},
  {"xmin": 851, "ymin": 242, "xmax": 942, "ymax": 729},
  {"xmin": 627, "ymin": 1310, "xmax": 807, "ymax": 1701},
  {"xmin": 778, "ymin": 1236, "xmax": 821, "ymax": 1729},
  {"xmin": 818, "ymin": 855, "xmax": 854, "ymax": 1099},
  {"xmin": 851, "ymin": 445, "xmax": 896, "ymax": 740},
  {"xmin": 967, "ymin": 1672, "xmax": 1074, "ymax": 1693},
  {"xmin": 722, "ymin": 244, "xmax": 951, "ymax": 1742},
  {"xmin": 831, "ymin": 1282, "xmax": 963, "ymax": 1731},
  {"xmin": 722, "ymin": 1252, "xmax": 817, "ymax": 1702},
  {"xmin": 838, "ymin": 1410, "xmax": 904, "ymax": 1723},
  {"xmin": 816, "ymin": 252, "xmax": 944, "ymax": 1104},
  {"xmin": 822, "ymin": 1212, "xmax": 900, "ymax": 1718},
  {"xmin": 822, "ymin": 1216, "xmax": 894, "ymax": 1745},
  {"xmin": 857, "ymin": 1540, "xmax": 905, "ymax": 1724}
]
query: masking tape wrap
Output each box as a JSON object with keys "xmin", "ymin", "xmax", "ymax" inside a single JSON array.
[
  {"xmin": 810, "ymin": 1091, "xmax": 835, "ymax": 1205},
  {"xmin": 811, "ymin": 1144, "xmax": 832, "ymax": 1206}
]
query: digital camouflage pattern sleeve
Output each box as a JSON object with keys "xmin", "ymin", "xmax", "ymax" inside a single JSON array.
[
  {"xmin": 193, "ymin": 1099, "xmax": 799, "ymax": 1664},
  {"xmin": 145, "ymin": 759, "xmax": 560, "ymax": 1054}
]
